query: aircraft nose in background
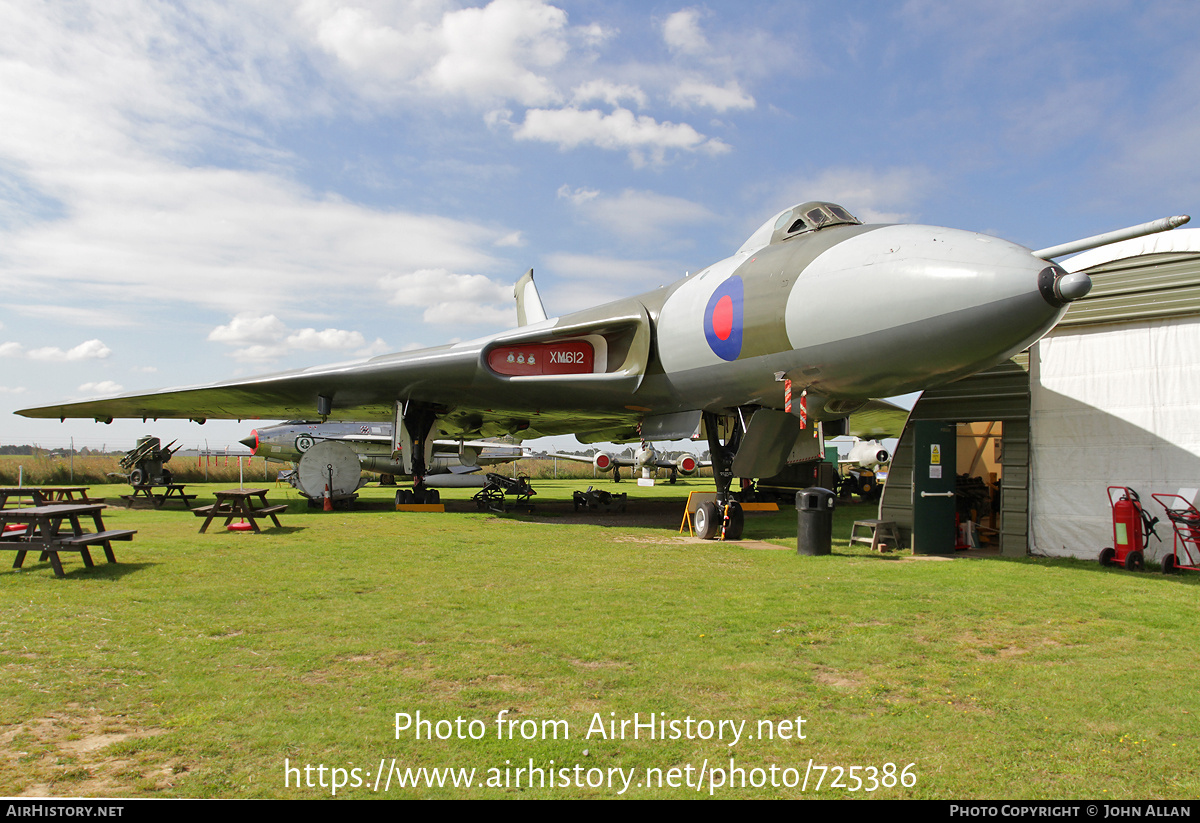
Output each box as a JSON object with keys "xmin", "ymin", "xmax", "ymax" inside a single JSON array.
[{"xmin": 239, "ymin": 431, "xmax": 258, "ymax": 454}]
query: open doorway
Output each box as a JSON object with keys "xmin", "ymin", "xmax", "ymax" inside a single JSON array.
[{"xmin": 956, "ymin": 422, "xmax": 1003, "ymax": 552}]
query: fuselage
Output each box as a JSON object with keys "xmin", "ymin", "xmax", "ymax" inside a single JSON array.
[{"xmin": 648, "ymin": 206, "xmax": 1073, "ymax": 418}]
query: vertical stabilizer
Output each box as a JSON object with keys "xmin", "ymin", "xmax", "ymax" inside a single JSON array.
[{"xmin": 514, "ymin": 268, "xmax": 548, "ymax": 326}]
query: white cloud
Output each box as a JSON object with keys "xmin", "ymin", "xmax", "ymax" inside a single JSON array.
[
  {"xmin": 208, "ymin": 313, "xmax": 289, "ymax": 346},
  {"xmin": 78, "ymin": 380, "xmax": 123, "ymax": 396},
  {"xmin": 670, "ymin": 80, "xmax": 755, "ymax": 112},
  {"xmin": 572, "ymin": 80, "xmax": 648, "ymax": 110},
  {"xmin": 355, "ymin": 338, "xmax": 393, "ymax": 357},
  {"xmin": 662, "ymin": 9, "xmax": 709, "ymax": 55},
  {"xmin": 556, "ymin": 184, "xmax": 600, "ymax": 205},
  {"xmin": 300, "ymin": 0, "xmax": 570, "ymax": 106},
  {"xmin": 0, "ymin": 339, "xmax": 113, "ymax": 362},
  {"xmin": 431, "ymin": 0, "xmax": 568, "ymax": 105},
  {"xmin": 381, "ymin": 269, "xmax": 514, "ymax": 326},
  {"xmin": 495, "ymin": 230, "xmax": 525, "ymax": 247},
  {"xmin": 207, "ymin": 312, "xmax": 389, "ymax": 362},
  {"xmin": 513, "ymin": 106, "xmax": 730, "ymax": 164},
  {"xmin": 0, "ymin": 386, "xmax": 27, "ymax": 394},
  {"xmin": 286, "ymin": 327, "xmax": 368, "ymax": 351}
]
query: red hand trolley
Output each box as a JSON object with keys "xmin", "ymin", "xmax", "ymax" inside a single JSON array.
[{"xmin": 1150, "ymin": 492, "xmax": 1200, "ymax": 575}]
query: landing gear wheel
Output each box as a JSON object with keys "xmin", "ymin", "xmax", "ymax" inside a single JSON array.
[
  {"xmin": 722, "ymin": 501, "xmax": 745, "ymax": 540},
  {"xmin": 612, "ymin": 468, "xmax": 621, "ymax": 483},
  {"xmin": 694, "ymin": 502, "xmax": 720, "ymax": 540},
  {"xmin": 1161, "ymin": 554, "xmax": 1176, "ymax": 575},
  {"xmin": 1099, "ymin": 547, "xmax": 1115, "ymax": 567},
  {"xmin": 1124, "ymin": 550, "xmax": 1144, "ymax": 572},
  {"xmin": 129, "ymin": 468, "xmax": 145, "ymax": 486}
]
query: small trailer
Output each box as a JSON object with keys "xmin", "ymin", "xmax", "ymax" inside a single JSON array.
[{"xmin": 473, "ymin": 473, "xmax": 536, "ymax": 513}]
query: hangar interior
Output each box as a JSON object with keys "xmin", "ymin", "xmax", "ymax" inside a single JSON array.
[{"xmin": 878, "ymin": 229, "xmax": 1200, "ymax": 561}]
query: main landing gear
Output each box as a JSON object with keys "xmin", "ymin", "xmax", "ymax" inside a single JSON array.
[{"xmin": 696, "ymin": 410, "xmax": 745, "ymax": 540}]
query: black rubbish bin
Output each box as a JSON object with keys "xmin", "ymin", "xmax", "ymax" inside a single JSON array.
[{"xmin": 796, "ymin": 487, "xmax": 836, "ymax": 555}]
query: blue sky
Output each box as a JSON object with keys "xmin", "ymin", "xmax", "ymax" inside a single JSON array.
[{"xmin": 1, "ymin": 0, "xmax": 1198, "ymax": 452}]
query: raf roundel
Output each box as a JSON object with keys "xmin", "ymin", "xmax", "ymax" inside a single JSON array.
[{"xmin": 703, "ymin": 275, "xmax": 744, "ymax": 361}]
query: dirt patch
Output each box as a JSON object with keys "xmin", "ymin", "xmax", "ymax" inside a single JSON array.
[
  {"xmin": 812, "ymin": 666, "xmax": 862, "ymax": 690},
  {"xmin": 1, "ymin": 704, "xmax": 173, "ymax": 796}
]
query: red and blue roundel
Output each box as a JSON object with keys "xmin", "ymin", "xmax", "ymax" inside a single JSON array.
[{"xmin": 703, "ymin": 275, "xmax": 744, "ymax": 361}]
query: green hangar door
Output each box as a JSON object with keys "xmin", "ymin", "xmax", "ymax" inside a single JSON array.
[{"xmin": 912, "ymin": 421, "xmax": 956, "ymax": 554}]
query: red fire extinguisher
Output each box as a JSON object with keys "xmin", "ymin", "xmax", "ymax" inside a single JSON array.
[{"xmin": 1100, "ymin": 486, "xmax": 1159, "ymax": 571}]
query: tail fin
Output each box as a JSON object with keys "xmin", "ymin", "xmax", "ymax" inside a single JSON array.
[{"xmin": 514, "ymin": 268, "xmax": 548, "ymax": 327}]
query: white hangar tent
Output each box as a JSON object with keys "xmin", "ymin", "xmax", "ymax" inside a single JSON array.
[
  {"xmin": 1030, "ymin": 229, "xmax": 1200, "ymax": 561},
  {"xmin": 879, "ymin": 228, "xmax": 1200, "ymax": 562}
]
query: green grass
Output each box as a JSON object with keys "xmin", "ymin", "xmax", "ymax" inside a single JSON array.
[{"xmin": 1, "ymin": 479, "xmax": 1197, "ymax": 799}]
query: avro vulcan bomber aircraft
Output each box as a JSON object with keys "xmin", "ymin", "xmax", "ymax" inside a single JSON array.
[{"xmin": 19, "ymin": 202, "xmax": 1188, "ymax": 538}]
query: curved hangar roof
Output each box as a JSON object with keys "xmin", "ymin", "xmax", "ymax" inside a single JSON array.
[{"xmin": 1064, "ymin": 228, "xmax": 1200, "ymax": 272}]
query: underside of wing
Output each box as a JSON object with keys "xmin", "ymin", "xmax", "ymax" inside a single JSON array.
[{"xmin": 844, "ymin": 399, "xmax": 911, "ymax": 440}]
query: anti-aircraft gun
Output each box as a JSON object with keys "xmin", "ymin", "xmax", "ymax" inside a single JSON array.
[{"xmin": 119, "ymin": 435, "xmax": 179, "ymax": 487}]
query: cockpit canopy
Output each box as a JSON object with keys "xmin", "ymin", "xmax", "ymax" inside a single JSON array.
[{"xmin": 738, "ymin": 201, "xmax": 863, "ymax": 254}]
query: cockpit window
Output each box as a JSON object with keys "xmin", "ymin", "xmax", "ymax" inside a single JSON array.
[
  {"xmin": 741, "ymin": 201, "xmax": 865, "ymax": 254},
  {"xmin": 828, "ymin": 205, "xmax": 859, "ymax": 223},
  {"xmin": 779, "ymin": 202, "xmax": 861, "ymax": 241}
]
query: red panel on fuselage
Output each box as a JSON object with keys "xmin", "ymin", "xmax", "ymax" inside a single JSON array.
[{"xmin": 487, "ymin": 340, "xmax": 595, "ymax": 376}]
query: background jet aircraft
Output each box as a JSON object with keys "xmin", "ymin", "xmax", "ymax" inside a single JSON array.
[
  {"xmin": 243, "ymin": 420, "xmax": 523, "ymax": 502},
  {"xmin": 243, "ymin": 420, "xmax": 521, "ymax": 477},
  {"xmin": 832, "ymin": 437, "xmax": 891, "ymax": 502},
  {"xmin": 23, "ymin": 200, "xmax": 1182, "ymax": 538},
  {"xmin": 552, "ymin": 442, "xmax": 704, "ymax": 484}
]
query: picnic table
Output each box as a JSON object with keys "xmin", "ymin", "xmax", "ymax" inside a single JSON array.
[
  {"xmin": 0, "ymin": 503, "xmax": 136, "ymax": 578},
  {"xmin": 0, "ymin": 487, "xmax": 100, "ymax": 508},
  {"xmin": 121, "ymin": 483, "xmax": 197, "ymax": 509},
  {"xmin": 193, "ymin": 488, "xmax": 287, "ymax": 533}
]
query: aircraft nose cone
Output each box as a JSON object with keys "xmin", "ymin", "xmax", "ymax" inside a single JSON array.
[
  {"xmin": 239, "ymin": 431, "xmax": 258, "ymax": 454},
  {"xmin": 1056, "ymin": 272, "xmax": 1092, "ymax": 302},
  {"xmin": 1038, "ymin": 265, "xmax": 1093, "ymax": 307}
]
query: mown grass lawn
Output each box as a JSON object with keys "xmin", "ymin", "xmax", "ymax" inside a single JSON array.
[{"xmin": 1, "ymin": 479, "xmax": 1197, "ymax": 799}]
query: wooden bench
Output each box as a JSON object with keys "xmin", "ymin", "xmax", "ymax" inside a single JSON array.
[
  {"xmin": 0, "ymin": 503, "xmax": 137, "ymax": 577},
  {"xmin": 850, "ymin": 519, "xmax": 902, "ymax": 552},
  {"xmin": 52, "ymin": 530, "xmax": 138, "ymax": 565},
  {"xmin": 194, "ymin": 489, "xmax": 287, "ymax": 533},
  {"xmin": 121, "ymin": 484, "xmax": 197, "ymax": 509}
]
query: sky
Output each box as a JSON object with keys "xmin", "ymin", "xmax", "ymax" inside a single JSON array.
[{"xmin": 1, "ymin": 0, "xmax": 1198, "ymax": 453}]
